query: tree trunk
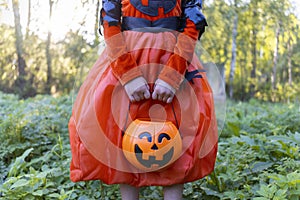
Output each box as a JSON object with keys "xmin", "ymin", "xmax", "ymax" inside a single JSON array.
[
  {"xmin": 25, "ymin": 0, "xmax": 31, "ymax": 38},
  {"xmin": 12, "ymin": 0, "xmax": 27, "ymax": 97},
  {"xmin": 259, "ymin": 25, "xmax": 265, "ymax": 58},
  {"xmin": 46, "ymin": 0, "xmax": 54, "ymax": 94},
  {"xmin": 94, "ymin": 0, "xmax": 101, "ymax": 45},
  {"xmin": 229, "ymin": 11, "xmax": 238, "ymax": 99},
  {"xmin": 271, "ymin": 22, "xmax": 280, "ymax": 90},
  {"xmin": 240, "ymin": 50, "xmax": 247, "ymax": 101},
  {"xmin": 250, "ymin": 7, "xmax": 258, "ymax": 98},
  {"xmin": 250, "ymin": 33, "xmax": 257, "ymax": 98},
  {"xmin": 287, "ymin": 34, "xmax": 293, "ymax": 86}
]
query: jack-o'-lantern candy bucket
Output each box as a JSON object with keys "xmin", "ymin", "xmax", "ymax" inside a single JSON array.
[{"xmin": 122, "ymin": 119, "xmax": 182, "ymax": 171}]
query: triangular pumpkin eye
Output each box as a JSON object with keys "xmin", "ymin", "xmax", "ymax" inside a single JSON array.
[
  {"xmin": 158, "ymin": 133, "xmax": 171, "ymax": 143},
  {"xmin": 139, "ymin": 132, "xmax": 152, "ymax": 142}
]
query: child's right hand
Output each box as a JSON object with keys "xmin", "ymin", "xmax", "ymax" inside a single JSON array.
[{"xmin": 124, "ymin": 77, "xmax": 150, "ymax": 102}]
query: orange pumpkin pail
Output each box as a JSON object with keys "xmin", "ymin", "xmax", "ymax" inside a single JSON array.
[{"xmin": 122, "ymin": 119, "xmax": 182, "ymax": 172}]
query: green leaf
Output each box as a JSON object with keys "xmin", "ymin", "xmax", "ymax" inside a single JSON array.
[
  {"xmin": 10, "ymin": 179, "xmax": 29, "ymax": 189},
  {"xmin": 240, "ymin": 135, "xmax": 255, "ymax": 146},
  {"xmin": 32, "ymin": 190, "xmax": 44, "ymax": 196},
  {"xmin": 274, "ymin": 188, "xmax": 287, "ymax": 197},
  {"xmin": 253, "ymin": 197, "xmax": 269, "ymax": 200},
  {"xmin": 290, "ymin": 189, "xmax": 300, "ymax": 196},
  {"xmin": 78, "ymin": 195, "xmax": 90, "ymax": 200},
  {"xmin": 251, "ymin": 161, "xmax": 273, "ymax": 173},
  {"xmin": 36, "ymin": 171, "xmax": 48, "ymax": 179},
  {"xmin": 200, "ymin": 187, "xmax": 222, "ymax": 198},
  {"xmin": 48, "ymin": 193, "xmax": 60, "ymax": 198},
  {"xmin": 226, "ymin": 122, "xmax": 240, "ymax": 136},
  {"xmin": 8, "ymin": 148, "xmax": 34, "ymax": 177},
  {"xmin": 268, "ymin": 135, "xmax": 298, "ymax": 144},
  {"xmin": 256, "ymin": 184, "xmax": 277, "ymax": 198}
]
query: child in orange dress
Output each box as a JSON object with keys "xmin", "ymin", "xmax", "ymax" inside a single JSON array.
[{"xmin": 69, "ymin": 0, "xmax": 218, "ymax": 199}]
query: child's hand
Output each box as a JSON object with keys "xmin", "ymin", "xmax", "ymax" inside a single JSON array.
[
  {"xmin": 130, "ymin": 85, "xmax": 150, "ymax": 102},
  {"xmin": 124, "ymin": 77, "xmax": 150, "ymax": 102},
  {"xmin": 152, "ymin": 79, "xmax": 175, "ymax": 103}
]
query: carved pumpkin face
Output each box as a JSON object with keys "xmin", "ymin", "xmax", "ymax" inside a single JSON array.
[{"xmin": 122, "ymin": 119, "xmax": 182, "ymax": 171}]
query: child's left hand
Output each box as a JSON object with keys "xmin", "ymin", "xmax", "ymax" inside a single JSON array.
[{"xmin": 152, "ymin": 79, "xmax": 176, "ymax": 103}]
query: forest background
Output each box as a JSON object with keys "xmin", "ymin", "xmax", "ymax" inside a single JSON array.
[
  {"xmin": 0, "ymin": 0, "xmax": 300, "ymax": 199},
  {"xmin": 0, "ymin": 0, "xmax": 300, "ymax": 102}
]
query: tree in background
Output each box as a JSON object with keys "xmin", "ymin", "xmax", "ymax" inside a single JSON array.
[
  {"xmin": 201, "ymin": 0, "xmax": 232, "ymax": 81},
  {"xmin": 94, "ymin": 0, "xmax": 101, "ymax": 46},
  {"xmin": 45, "ymin": 0, "xmax": 56, "ymax": 94},
  {"xmin": 11, "ymin": 0, "xmax": 27, "ymax": 97},
  {"xmin": 228, "ymin": 0, "xmax": 241, "ymax": 99},
  {"xmin": 25, "ymin": 0, "xmax": 31, "ymax": 39}
]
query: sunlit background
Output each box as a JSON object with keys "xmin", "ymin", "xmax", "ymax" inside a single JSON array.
[
  {"xmin": 1, "ymin": 0, "xmax": 300, "ymax": 42},
  {"xmin": 0, "ymin": 0, "xmax": 300, "ymax": 101},
  {"xmin": 1, "ymin": 0, "xmax": 99, "ymax": 42}
]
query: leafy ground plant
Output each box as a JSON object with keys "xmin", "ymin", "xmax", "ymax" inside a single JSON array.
[{"xmin": 0, "ymin": 93, "xmax": 299, "ymax": 199}]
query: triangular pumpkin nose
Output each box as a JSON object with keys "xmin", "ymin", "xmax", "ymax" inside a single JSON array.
[{"xmin": 151, "ymin": 144, "xmax": 158, "ymax": 150}]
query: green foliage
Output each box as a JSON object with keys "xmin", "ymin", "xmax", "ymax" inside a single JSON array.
[
  {"xmin": 0, "ymin": 24, "xmax": 16, "ymax": 93},
  {"xmin": 197, "ymin": 100, "xmax": 300, "ymax": 199},
  {"xmin": 0, "ymin": 93, "xmax": 299, "ymax": 199},
  {"xmin": 52, "ymin": 30, "xmax": 99, "ymax": 95},
  {"xmin": 202, "ymin": 0, "xmax": 300, "ymax": 102},
  {"xmin": 0, "ymin": 92, "xmax": 104, "ymax": 199},
  {"xmin": 0, "ymin": 23, "xmax": 99, "ymax": 96}
]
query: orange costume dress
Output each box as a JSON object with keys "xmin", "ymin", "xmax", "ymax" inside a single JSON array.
[{"xmin": 68, "ymin": 0, "xmax": 218, "ymax": 187}]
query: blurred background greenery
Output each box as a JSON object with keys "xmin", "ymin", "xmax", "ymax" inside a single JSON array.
[{"xmin": 0, "ymin": 0, "xmax": 300, "ymax": 102}]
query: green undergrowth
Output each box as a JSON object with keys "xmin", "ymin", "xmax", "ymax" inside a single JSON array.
[{"xmin": 0, "ymin": 92, "xmax": 299, "ymax": 199}]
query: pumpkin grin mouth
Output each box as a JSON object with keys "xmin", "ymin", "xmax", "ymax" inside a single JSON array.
[{"xmin": 134, "ymin": 144, "xmax": 174, "ymax": 168}]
